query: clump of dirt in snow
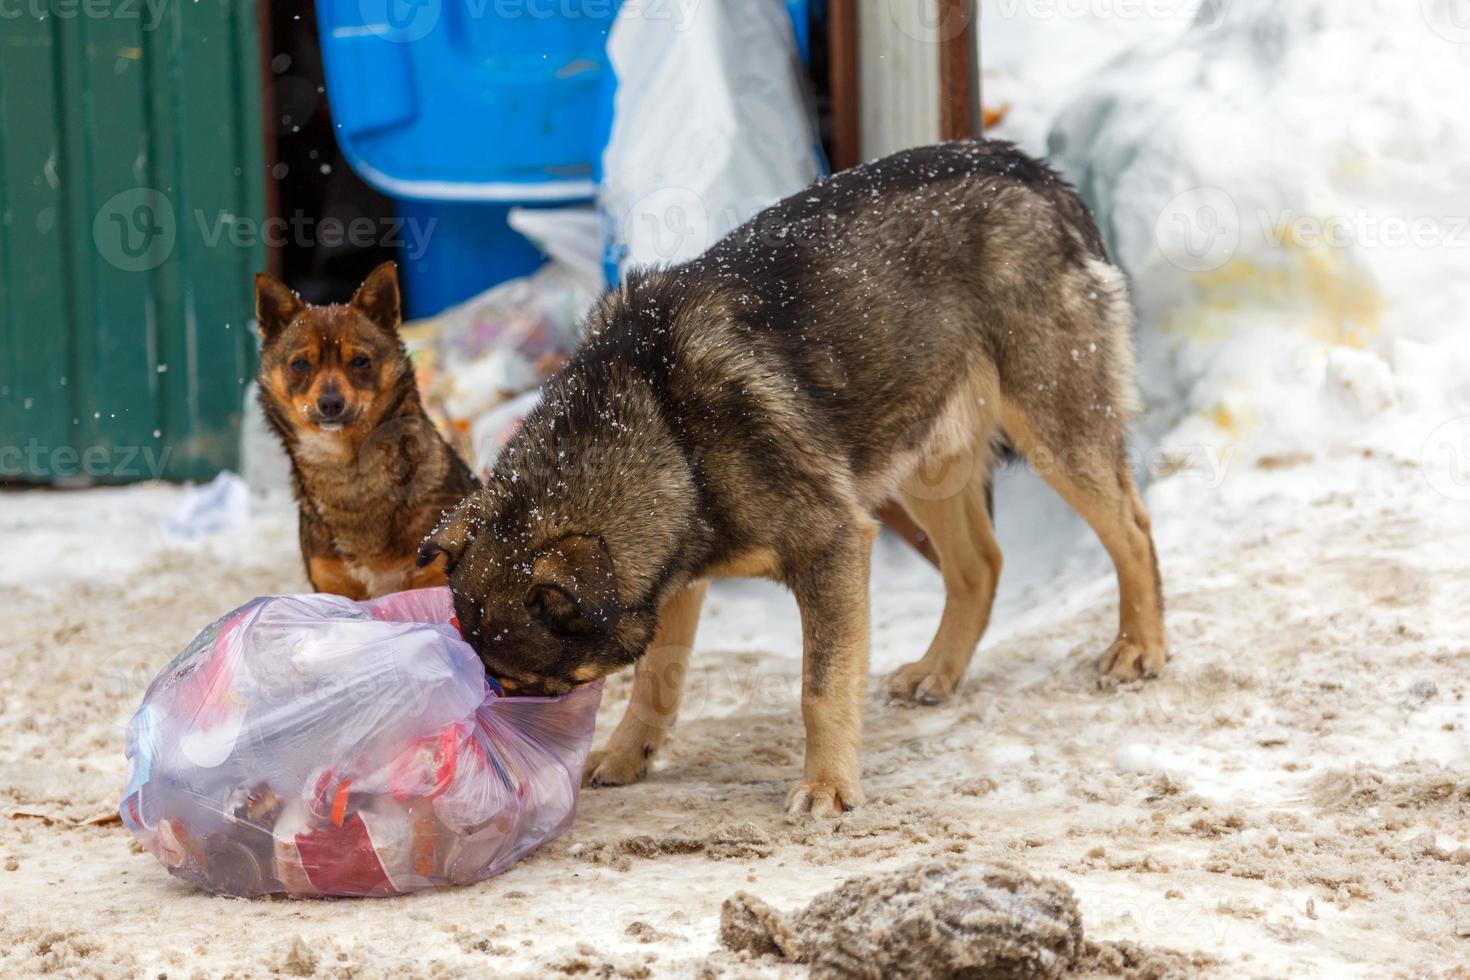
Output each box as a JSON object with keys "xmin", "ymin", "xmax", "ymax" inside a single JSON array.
[
  {"xmin": 622, "ymin": 921, "xmax": 662, "ymax": 944},
  {"xmin": 784, "ymin": 797, "xmax": 982, "ymax": 866},
  {"xmin": 546, "ymin": 942, "xmax": 656, "ymax": 978},
  {"xmin": 0, "ymin": 919, "xmax": 143, "ymax": 977},
  {"xmin": 572, "ymin": 818, "xmax": 774, "ymax": 868},
  {"xmin": 1310, "ymin": 763, "xmax": 1470, "ymax": 816},
  {"xmin": 719, "ymin": 892, "xmax": 802, "ymax": 960},
  {"xmin": 278, "ymin": 936, "xmax": 319, "ymax": 976},
  {"xmin": 1072, "ymin": 939, "xmax": 1218, "ymax": 979},
  {"xmin": 720, "ymin": 861, "xmax": 1084, "ymax": 978}
]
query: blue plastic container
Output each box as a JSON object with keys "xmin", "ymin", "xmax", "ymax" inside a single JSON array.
[
  {"xmin": 393, "ymin": 200, "xmax": 550, "ymax": 314},
  {"xmin": 315, "ymin": 0, "xmax": 615, "ymax": 316},
  {"xmin": 316, "ymin": 0, "xmax": 614, "ymax": 197},
  {"xmin": 317, "ymin": 0, "xmax": 814, "ymax": 317}
]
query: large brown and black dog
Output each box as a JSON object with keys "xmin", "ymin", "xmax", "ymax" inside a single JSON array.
[
  {"xmin": 255, "ymin": 262, "xmax": 478, "ymax": 599},
  {"xmin": 419, "ymin": 141, "xmax": 1168, "ymax": 817}
]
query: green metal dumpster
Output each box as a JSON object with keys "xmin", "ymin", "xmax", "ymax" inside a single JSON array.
[{"xmin": 0, "ymin": 1, "xmax": 267, "ymax": 483}]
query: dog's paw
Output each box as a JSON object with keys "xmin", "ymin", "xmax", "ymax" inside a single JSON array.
[
  {"xmin": 784, "ymin": 777, "xmax": 864, "ymax": 819},
  {"xmin": 1098, "ymin": 637, "xmax": 1167, "ymax": 684},
  {"xmin": 582, "ymin": 746, "xmax": 649, "ymax": 788},
  {"xmin": 886, "ymin": 660, "xmax": 962, "ymax": 705}
]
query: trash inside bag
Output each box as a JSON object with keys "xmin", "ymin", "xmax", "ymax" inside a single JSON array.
[{"xmin": 119, "ymin": 588, "xmax": 602, "ymax": 898}]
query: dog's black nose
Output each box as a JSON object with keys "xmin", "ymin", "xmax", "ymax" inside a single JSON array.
[{"xmin": 317, "ymin": 391, "xmax": 346, "ymax": 418}]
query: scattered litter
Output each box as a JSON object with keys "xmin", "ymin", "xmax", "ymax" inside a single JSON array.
[
  {"xmin": 166, "ymin": 471, "xmax": 250, "ymax": 538},
  {"xmin": 1114, "ymin": 744, "xmax": 1162, "ymax": 774}
]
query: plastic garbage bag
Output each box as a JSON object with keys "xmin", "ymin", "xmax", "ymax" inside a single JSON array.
[
  {"xmin": 508, "ymin": 205, "xmax": 604, "ymax": 288},
  {"xmin": 119, "ymin": 588, "xmax": 602, "ymax": 898},
  {"xmin": 599, "ymin": 0, "xmax": 822, "ymax": 278}
]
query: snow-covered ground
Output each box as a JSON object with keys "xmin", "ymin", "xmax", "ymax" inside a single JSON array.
[
  {"xmin": 4, "ymin": 0, "xmax": 1470, "ymax": 976},
  {"xmin": 4, "ymin": 438, "xmax": 1468, "ymax": 976}
]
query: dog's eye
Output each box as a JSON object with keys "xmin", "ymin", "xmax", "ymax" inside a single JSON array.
[
  {"xmin": 289, "ymin": 358, "xmax": 310, "ymax": 374},
  {"xmin": 348, "ymin": 355, "xmax": 371, "ymax": 370}
]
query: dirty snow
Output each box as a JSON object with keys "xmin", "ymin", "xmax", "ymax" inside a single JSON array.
[{"xmin": 4, "ymin": 428, "xmax": 1467, "ymax": 977}]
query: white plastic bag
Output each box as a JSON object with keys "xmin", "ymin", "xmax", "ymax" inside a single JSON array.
[
  {"xmin": 120, "ymin": 588, "xmax": 602, "ymax": 897},
  {"xmin": 600, "ymin": 0, "xmax": 822, "ymax": 275}
]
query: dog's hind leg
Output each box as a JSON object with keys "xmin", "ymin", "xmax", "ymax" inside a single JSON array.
[
  {"xmin": 584, "ymin": 580, "xmax": 708, "ymax": 787},
  {"xmin": 887, "ymin": 448, "xmax": 1003, "ymax": 704},
  {"xmin": 999, "ymin": 403, "xmax": 1167, "ymax": 682},
  {"xmin": 991, "ymin": 256, "xmax": 1166, "ymax": 681}
]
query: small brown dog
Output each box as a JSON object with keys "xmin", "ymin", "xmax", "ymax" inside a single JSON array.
[
  {"xmin": 419, "ymin": 140, "xmax": 1168, "ymax": 818},
  {"xmin": 254, "ymin": 262, "xmax": 478, "ymax": 599}
]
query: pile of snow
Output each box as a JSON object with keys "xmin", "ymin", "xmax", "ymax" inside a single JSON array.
[
  {"xmin": 980, "ymin": 0, "xmax": 1205, "ymax": 156},
  {"xmin": 1041, "ymin": 0, "xmax": 1470, "ymax": 469}
]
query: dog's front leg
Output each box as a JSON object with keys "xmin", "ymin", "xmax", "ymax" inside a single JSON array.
[
  {"xmin": 584, "ymin": 581, "xmax": 708, "ymax": 787},
  {"xmin": 785, "ymin": 521, "xmax": 876, "ymax": 817}
]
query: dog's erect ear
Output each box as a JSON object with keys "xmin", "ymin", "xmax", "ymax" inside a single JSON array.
[
  {"xmin": 254, "ymin": 273, "xmax": 303, "ymax": 343},
  {"xmin": 416, "ymin": 495, "xmax": 484, "ymax": 574},
  {"xmin": 351, "ymin": 261, "xmax": 401, "ymax": 335},
  {"xmin": 525, "ymin": 535, "xmax": 619, "ymax": 637}
]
